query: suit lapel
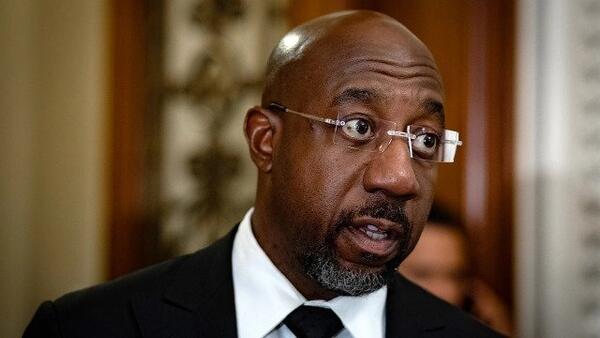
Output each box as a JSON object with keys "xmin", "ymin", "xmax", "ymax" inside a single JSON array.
[
  {"xmin": 130, "ymin": 228, "xmax": 452, "ymax": 338},
  {"xmin": 132, "ymin": 226, "xmax": 239, "ymax": 338},
  {"xmin": 385, "ymin": 274, "xmax": 446, "ymax": 338}
]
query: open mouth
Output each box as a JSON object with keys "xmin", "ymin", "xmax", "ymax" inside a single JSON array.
[
  {"xmin": 360, "ymin": 224, "xmax": 389, "ymax": 240},
  {"xmin": 335, "ymin": 217, "xmax": 405, "ymax": 266}
]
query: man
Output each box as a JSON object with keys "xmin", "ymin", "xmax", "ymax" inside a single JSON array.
[
  {"xmin": 24, "ymin": 10, "xmax": 503, "ymax": 338},
  {"xmin": 398, "ymin": 206, "xmax": 512, "ymax": 335}
]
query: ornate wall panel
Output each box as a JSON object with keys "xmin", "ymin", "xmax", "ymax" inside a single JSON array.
[{"xmin": 159, "ymin": 0, "xmax": 288, "ymax": 255}]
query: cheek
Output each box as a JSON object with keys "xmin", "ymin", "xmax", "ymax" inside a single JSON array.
[
  {"xmin": 282, "ymin": 145, "xmax": 355, "ymax": 214},
  {"xmin": 416, "ymin": 162, "xmax": 438, "ymax": 198},
  {"xmin": 413, "ymin": 165, "xmax": 437, "ymax": 216},
  {"xmin": 270, "ymin": 132, "xmax": 355, "ymax": 236}
]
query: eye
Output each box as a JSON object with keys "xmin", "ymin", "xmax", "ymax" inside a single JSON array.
[
  {"xmin": 340, "ymin": 117, "xmax": 375, "ymax": 141},
  {"xmin": 411, "ymin": 129, "xmax": 440, "ymax": 159}
]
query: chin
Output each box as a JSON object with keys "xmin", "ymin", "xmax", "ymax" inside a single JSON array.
[{"xmin": 301, "ymin": 245, "xmax": 398, "ymax": 296}]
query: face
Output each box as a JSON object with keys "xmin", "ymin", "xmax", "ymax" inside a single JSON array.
[
  {"xmin": 398, "ymin": 225, "xmax": 471, "ymax": 306},
  {"xmin": 252, "ymin": 15, "xmax": 445, "ymax": 298}
]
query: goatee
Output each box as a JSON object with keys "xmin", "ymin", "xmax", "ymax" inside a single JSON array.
[{"xmin": 300, "ymin": 198, "xmax": 412, "ymax": 296}]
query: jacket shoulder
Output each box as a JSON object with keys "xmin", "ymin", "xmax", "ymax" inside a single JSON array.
[
  {"xmin": 24, "ymin": 226, "xmax": 238, "ymax": 338},
  {"xmin": 388, "ymin": 274, "xmax": 506, "ymax": 338},
  {"xmin": 24, "ymin": 254, "xmax": 193, "ymax": 338}
]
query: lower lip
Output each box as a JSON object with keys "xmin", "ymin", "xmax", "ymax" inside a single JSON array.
[{"xmin": 337, "ymin": 226, "xmax": 398, "ymax": 260}]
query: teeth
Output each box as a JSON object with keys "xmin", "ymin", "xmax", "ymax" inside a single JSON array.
[
  {"xmin": 365, "ymin": 230, "xmax": 387, "ymax": 240},
  {"xmin": 366, "ymin": 224, "xmax": 380, "ymax": 232},
  {"xmin": 361, "ymin": 225, "xmax": 388, "ymax": 240}
]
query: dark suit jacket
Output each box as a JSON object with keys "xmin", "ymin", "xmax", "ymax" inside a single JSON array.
[{"xmin": 24, "ymin": 227, "xmax": 504, "ymax": 338}]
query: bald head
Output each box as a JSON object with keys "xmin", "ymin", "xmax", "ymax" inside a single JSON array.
[{"xmin": 262, "ymin": 10, "xmax": 442, "ymax": 109}]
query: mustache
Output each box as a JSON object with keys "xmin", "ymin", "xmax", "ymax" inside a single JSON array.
[
  {"xmin": 354, "ymin": 199, "xmax": 410, "ymax": 227},
  {"xmin": 333, "ymin": 197, "xmax": 412, "ymax": 234}
]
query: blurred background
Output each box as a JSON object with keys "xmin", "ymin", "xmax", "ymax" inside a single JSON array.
[{"xmin": 1, "ymin": 0, "xmax": 599, "ymax": 337}]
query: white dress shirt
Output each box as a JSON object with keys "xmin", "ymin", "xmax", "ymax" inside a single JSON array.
[{"xmin": 232, "ymin": 209, "xmax": 387, "ymax": 338}]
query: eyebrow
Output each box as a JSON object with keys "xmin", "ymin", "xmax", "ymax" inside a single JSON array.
[
  {"xmin": 421, "ymin": 98, "xmax": 445, "ymax": 124},
  {"xmin": 332, "ymin": 88, "xmax": 379, "ymax": 106},
  {"xmin": 333, "ymin": 87, "xmax": 445, "ymax": 123}
]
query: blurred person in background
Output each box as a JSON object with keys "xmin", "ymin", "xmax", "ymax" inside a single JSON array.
[{"xmin": 398, "ymin": 205, "xmax": 512, "ymax": 336}]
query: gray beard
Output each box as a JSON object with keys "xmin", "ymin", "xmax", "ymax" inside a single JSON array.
[
  {"xmin": 298, "ymin": 199, "xmax": 411, "ymax": 296},
  {"xmin": 301, "ymin": 244, "xmax": 392, "ymax": 296}
]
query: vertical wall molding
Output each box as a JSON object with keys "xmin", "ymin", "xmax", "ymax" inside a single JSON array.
[{"xmin": 516, "ymin": 0, "xmax": 600, "ymax": 336}]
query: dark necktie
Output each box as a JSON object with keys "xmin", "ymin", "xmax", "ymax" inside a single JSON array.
[{"xmin": 283, "ymin": 305, "xmax": 344, "ymax": 338}]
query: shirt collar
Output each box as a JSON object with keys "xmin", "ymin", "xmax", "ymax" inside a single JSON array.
[{"xmin": 232, "ymin": 209, "xmax": 387, "ymax": 338}]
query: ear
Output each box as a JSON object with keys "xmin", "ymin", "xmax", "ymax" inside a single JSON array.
[{"xmin": 244, "ymin": 106, "xmax": 280, "ymax": 172}]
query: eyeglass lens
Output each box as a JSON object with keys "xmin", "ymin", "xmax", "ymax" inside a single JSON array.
[{"xmin": 332, "ymin": 112, "xmax": 459, "ymax": 163}]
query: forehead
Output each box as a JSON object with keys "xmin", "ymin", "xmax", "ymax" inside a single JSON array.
[{"xmin": 297, "ymin": 22, "xmax": 444, "ymax": 122}]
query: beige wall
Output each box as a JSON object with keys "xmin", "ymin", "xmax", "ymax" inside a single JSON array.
[{"xmin": 0, "ymin": 0, "xmax": 108, "ymax": 336}]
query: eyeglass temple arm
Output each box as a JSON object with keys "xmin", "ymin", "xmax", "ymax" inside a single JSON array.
[
  {"xmin": 441, "ymin": 130, "xmax": 463, "ymax": 146},
  {"xmin": 445, "ymin": 140, "xmax": 463, "ymax": 146},
  {"xmin": 268, "ymin": 102, "xmax": 345, "ymax": 126}
]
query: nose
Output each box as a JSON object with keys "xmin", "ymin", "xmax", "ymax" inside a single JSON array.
[{"xmin": 363, "ymin": 138, "xmax": 419, "ymax": 198}]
